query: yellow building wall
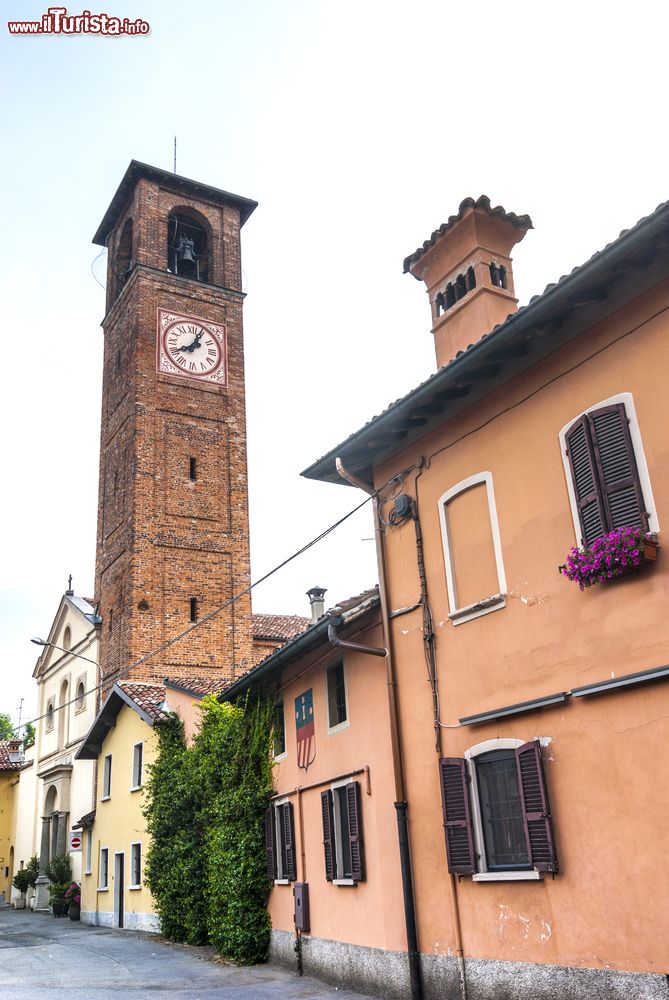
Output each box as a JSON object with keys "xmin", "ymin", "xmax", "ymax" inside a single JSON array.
[
  {"xmin": 0, "ymin": 770, "xmax": 19, "ymax": 901},
  {"xmin": 81, "ymin": 706, "xmax": 159, "ymax": 932}
]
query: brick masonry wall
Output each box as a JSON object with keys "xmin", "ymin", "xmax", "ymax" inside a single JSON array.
[{"xmin": 95, "ymin": 176, "xmax": 254, "ymax": 696}]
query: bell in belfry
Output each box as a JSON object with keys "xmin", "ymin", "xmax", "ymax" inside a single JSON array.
[{"xmin": 175, "ymin": 233, "xmax": 199, "ymax": 278}]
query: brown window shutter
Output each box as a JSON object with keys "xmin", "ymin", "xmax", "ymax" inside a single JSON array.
[
  {"xmin": 264, "ymin": 806, "xmax": 276, "ymax": 881},
  {"xmin": 321, "ymin": 790, "xmax": 335, "ymax": 881},
  {"xmin": 438, "ymin": 758, "xmax": 476, "ymax": 875},
  {"xmin": 515, "ymin": 741, "xmax": 559, "ymax": 873},
  {"xmin": 565, "ymin": 415, "xmax": 607, "ymax": 544},
  {"xmin": 282, "ymin": 801, "xmax": 297, "ymax": 882},
  {"xmin": 588, "ymin": 404, "xmax": 648, "ymax": 534},
  {"xmin": 346, "ymin": 782, "xmax": 366, "ymax": 882}
]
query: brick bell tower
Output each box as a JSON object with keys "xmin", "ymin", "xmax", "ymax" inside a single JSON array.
[{"xmin": 92, "ymin": 161, "xmax": 257, "ymax": 692}]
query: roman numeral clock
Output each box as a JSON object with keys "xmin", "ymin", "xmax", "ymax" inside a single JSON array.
[{"xmin": 157, "ymin": 310, "xmax": 227, "ymax": 385}]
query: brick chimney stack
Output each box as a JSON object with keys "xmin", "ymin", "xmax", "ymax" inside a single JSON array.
[{"xmin": 404, "ymin": 196, "xmax": 533, "ymax": 369}]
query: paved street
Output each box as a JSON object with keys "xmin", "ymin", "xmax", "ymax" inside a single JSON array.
[{"xmin": 0, "ymin": 909, "xmax": 375, "ymax": 1000}]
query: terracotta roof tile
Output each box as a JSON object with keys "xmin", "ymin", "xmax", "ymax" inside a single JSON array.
[
  {"xmin": 253, "ymin": 613, "xmax": 311, "ymax": 641},
  {"xmin": 403, "ymin": 195, "xmax": 533, "ymax": 274},
  {"xmin": 117, "ymin": 682, "xmax": 168, "ymax": 723},
  {"xmin": 163, "ymin": 675, "xmax": 230, "ymax": 697},
  {"xmin": 0, "ymin": 740, "xmax": 23, "ymax": 771}
]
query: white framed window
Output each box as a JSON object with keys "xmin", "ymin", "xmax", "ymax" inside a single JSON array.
[
  {"xmin": 439, "ymin": 739, "xmax": 558, "ymax": 882},
  {"xmin": 264, "ymin": 798, "xmax": 296, "ymax": 883},
  {"xmin": 102, "ymin": 754, "xmax": 112, "ymax": 800},
  {"xmin": 438, "ymin": 472, "xmax": 507, "ymax": 625},
  {"xmin": 559, "ymin": 392, "xmax": 659, "ymax": 545},
  {"xmin": 326, "ymin": 662, "xmax": 349, "ymax": 734},
  {"xmin": 98, "ymin": 847, "xmax": 109, "ymax": 890},
  {"xmin": 321, "ymin": 778, "xmax": 365, "ymax": 884},
  {"xmin": 45, "ymin": 700, "xmax": 55, "ymax": 732},
  {"xmin": 84, "ymin": 830, "xmax": 92, "ymax": 875},
  {"xmin": 272, "ymin": 702, "xmax": 286, "ymax": 761},
  {"xmin": 131, "ymin": 742, "xmax": 143, "ymax": 790},
  {"xmin": 129, "ymin": 842, "xmax": 142, "ymax": 889}
]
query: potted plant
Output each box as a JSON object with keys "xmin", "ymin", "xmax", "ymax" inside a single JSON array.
[
  {"xmin": 12, "ymin": 869, "xmax": 30, "ymax": 909},
  {"xmin": 560, "ymin": 527, "xmax": 658, "ymax": 590},
  {"xmin": 48, "ymin": 882, "xmax": 69, "ymax": 917},
  {"xmin": 64, "ymin": 882, "xmax": 81, "ymax": 921},
  {"xmin": 45, "ymin": 854, "xmax": 73, "ymax": 918},
  {"xmin": 25, "ymin": 855, "xmax": 40, "ymax": 908}
]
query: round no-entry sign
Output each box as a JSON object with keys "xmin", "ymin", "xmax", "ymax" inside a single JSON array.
[{"xmin": 69, "ymin": 834, "xmax": 82, "ymax": 851}]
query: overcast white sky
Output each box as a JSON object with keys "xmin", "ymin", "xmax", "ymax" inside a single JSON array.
[{"xmin": 2, "ymin": 0, "xmax": 668, "ymax": 726}]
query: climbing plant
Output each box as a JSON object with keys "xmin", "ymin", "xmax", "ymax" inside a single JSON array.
[
  {"xmin": 143, "ymin": 714, "xmax": 208, "ymax": 944},
  {"xmin": 144, "ymin": 692, "xmax": 274, "ymax": 963}
]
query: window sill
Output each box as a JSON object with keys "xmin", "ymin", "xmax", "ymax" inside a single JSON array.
[
  {"xmin": 84, "ymin": 870, "xmax": 92, "ymax": 877},
  {"xmin": 129, "ymin": 785, "xmax": 142, "ymax": 793},
  {"xmin": 473, "ymin": 870, "xmax": 542, "ymax": 882},
  {"xmin": 327, "ymin": 719, "xmax": 350, "ymax": 736},
  {"xmin": 332, "ymin": 878, "xmax": 357, "ymax": 887},
  {"xmin": 97, "ymin": 886, "xmax": 109, "ymax": 892},
  {"xmin": 449, "ymin": 594, "xmax": 506, "ymax": 626},
  {"xmin": 100, "ymin": 795, "xmax": 111, "ymax": 802},
  {"xmin": 274, "ymin": 879, "xmax": 291, "ymax": 886},
  {"xmin": 272, "ymin": 751, "xmax": 287, "ymax": 763},
  {"xmin": 128, "ymin": 884, "xmax": 142, "ymax": 891}
]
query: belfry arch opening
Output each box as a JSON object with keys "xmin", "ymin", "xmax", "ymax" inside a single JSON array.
[{"xmin": 167, "ymin": 208, "xmax": 210, "ymax": 282}]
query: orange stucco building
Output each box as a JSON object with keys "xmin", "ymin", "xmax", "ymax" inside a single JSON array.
[{"xmin": 299, "ymin": 197, "xmax": 669, "ymax": 999}]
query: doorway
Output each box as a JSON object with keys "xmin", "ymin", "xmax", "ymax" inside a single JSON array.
[{"xmin": 114, "ymin": 853, "xmax": 124, "ymax": 928}]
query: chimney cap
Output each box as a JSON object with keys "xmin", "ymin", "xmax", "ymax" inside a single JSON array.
[
  {"xmin": 403, "ymin": 195, "xmax": 533, "ymax": 276},
  {"xmin": 306, "ymin": 586, "xmax": 327, "ymax": 603}
]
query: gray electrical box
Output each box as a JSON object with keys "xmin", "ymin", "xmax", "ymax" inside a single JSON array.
[{"xmin": 293, "ymin": 881, "xmax": 310, "ymax": 932}]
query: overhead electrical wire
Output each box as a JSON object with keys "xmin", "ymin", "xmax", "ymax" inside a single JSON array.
[{"xmin": 12, "ymin": 490, "xmax": 375, "ymax": 737}]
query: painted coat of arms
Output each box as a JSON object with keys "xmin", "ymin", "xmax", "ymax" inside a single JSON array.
[{"xmin": 295, "ymin": 688, "xmax": 316, "ymax": 770}]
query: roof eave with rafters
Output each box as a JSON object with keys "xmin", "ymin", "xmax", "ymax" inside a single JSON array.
[
  {"xmin": 75, "ymin": 682, "xmax": 166, "ymax": 761},
  {"xmin": 92, "ymin": 159, "xmax": 258, "ymax": 247},
  {"xmin": 303, "ymin": 198, "xmax": 669, "ymax": 489}
]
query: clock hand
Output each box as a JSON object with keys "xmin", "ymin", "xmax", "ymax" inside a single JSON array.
[{"xmin": 178, "ymin": 330, "xmax": 205, "ymax": 353}]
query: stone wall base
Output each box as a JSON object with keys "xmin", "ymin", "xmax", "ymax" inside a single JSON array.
[
  {"xmin": 268, "ymin": 929, "xmax": 669, "ymax": 1000},
  {"xmin": 80, "ymin": 910, "xmax": 160, "ymax": 933}
]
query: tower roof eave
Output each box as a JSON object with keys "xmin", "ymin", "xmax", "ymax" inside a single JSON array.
[{"xmin": 92, "ymin": 160, "xmax": 258, "ymax": 246}]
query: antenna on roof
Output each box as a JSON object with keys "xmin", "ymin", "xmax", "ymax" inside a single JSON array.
[{"xmin": 173, "ymin": 135, "xmax": 177, "ymax": 174}]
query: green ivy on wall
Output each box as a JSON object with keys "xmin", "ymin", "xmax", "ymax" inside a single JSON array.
[{"xmin": 144, "ymin": 693, "xmax": 274, "ymax": 963}]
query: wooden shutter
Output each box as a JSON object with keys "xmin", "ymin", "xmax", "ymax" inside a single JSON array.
[
  {"xmin": 346, "ymin": 782, "xmax": 366, "ymax": 882},
  {"xmin": 321, "ymin": 790, "xmax": 335, "ymax": 881},
  {"xmin": 515, "ymin": 741, "xmax": 558, "ymax": 873},
  {"xmin": 588, "ymin": 404, "xmax": 648, "ymax": 534},
  {"xmin": 264, "ymin": 806, "xmax": 277, "ymax": 881},
  {"xmin": 438, "ymin": 758, "xmax": 476, "ymax": 875},
  {"xmin": 565, "ymin": 415, "xmax": 606, "ymax": 544},
  {"xmin": 282, "ymin": 802, "xmax": 297, "ymax": 882}
]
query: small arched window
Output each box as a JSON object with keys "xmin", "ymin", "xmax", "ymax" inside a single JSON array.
[
  {"xmin": 435, "ymin": 291, "xmax": 445, "ymax": 317},
  {"xmin": 76, "ymin": 681, "xmax": 86, "ymax": 711},
  {"xmin": 46, "ymin": 701, "xmax": 54, "ymax": 732},
  {"xmin": 63, "ymin": 626, "xmax": 71, "ymax": 650},
  {"xmin": 466, "ymin": 266, "xmax": 476, "ymax": 291}
]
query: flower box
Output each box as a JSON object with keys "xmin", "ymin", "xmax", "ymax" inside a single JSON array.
[{"xmin": 560, "ymin": 528, "xmax": 658, "ymax": 590}]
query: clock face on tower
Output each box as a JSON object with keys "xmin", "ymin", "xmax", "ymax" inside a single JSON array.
[{"xmin": 156, "ymin": 309, "xmax": 227, "ymax": 386}]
